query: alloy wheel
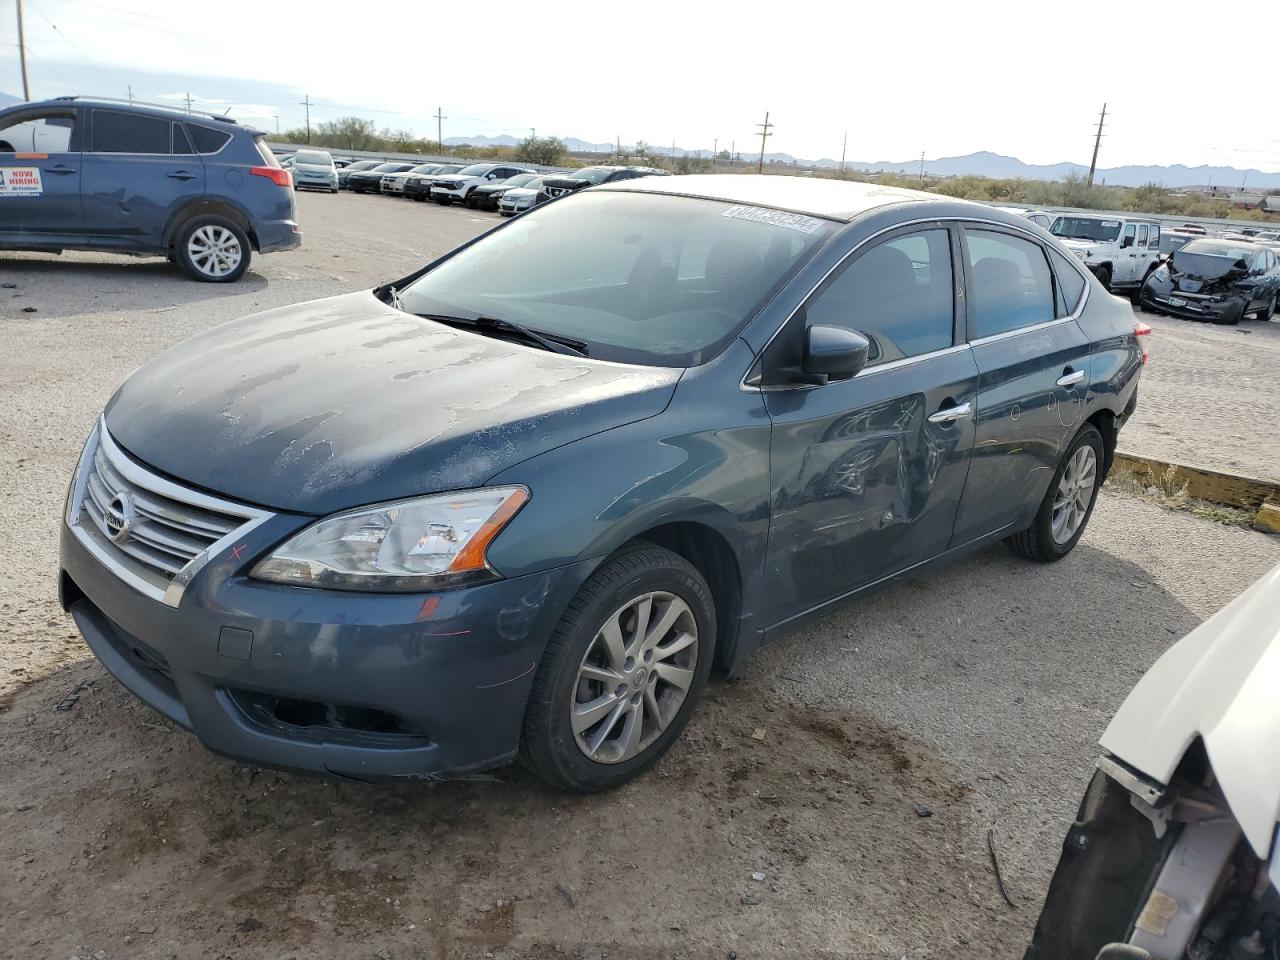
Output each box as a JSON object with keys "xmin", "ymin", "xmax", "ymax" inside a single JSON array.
[
  {"xmin": 186, "ymin": 225, "xmax": 243, "ymax": 278},
  {"xmin": 1051, "ymin": 445, "xmax": 1097, "ymax": 544},
  {"xmin": 570, "ymin": 591, "xmax": 698, "ymax": 764}
]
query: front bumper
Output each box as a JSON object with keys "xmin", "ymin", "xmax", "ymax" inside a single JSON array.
[
  {"xmin": 347, "ymin": 178, "xmax": 381, "ymax": 193},
  {"xmin": 295, "ymin": 175, "xmax": 337, "ymax": 191},
  {"xmin": 60, "ymin": 517, "xmax": 591, "ymax": 781},
  {"xmin": 1140, "ymin": 287, "xmax": 1245, "ymax": 323}
]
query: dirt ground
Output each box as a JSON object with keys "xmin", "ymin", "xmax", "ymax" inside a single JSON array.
[{"xmin": 2, "ymin": 192, "xmax": 1279, "ymax": 960}]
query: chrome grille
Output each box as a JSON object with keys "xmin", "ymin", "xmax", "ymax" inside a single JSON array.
[{"xmin": 67, "ymin": 421, "xmax": 272, "ymax": 606}]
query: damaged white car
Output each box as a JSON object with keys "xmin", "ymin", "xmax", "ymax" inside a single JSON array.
[{"xmin": 1027, "ymin": 563, "xmax": 1280, "ymax": 960}]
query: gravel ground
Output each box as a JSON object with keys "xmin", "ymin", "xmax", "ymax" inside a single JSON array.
[
  {"xmin": 1128, "ymin": 301, "xmax": 1280, "ymax": 481},
  {"xmin": 2, "ymin": 192, "xmax": 1279, "ymax": 960}
]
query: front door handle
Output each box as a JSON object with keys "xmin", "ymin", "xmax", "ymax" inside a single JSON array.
[
  {"xmin": 166, "ymin": 170, "xmax": 196, "ymax": 181},
  {"xmin": 47, "ymin": 163, "xmax": 76, "ymax": 175},
  {"xmin": 1057, "ymin": 369, "xmax": 1085, "ymax": 387},
  {"xmin": 927, "ymin": 402, "xmax": 972, "ymax": 425}
]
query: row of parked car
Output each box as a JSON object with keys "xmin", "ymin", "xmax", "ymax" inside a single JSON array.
[
  {"xmin": 1001, "ymin": 206, "xmax": 1280, "ymax": 325},
  {"xmin": 277, "ymin": 147, "xmax": 671, "ymax": 215}
]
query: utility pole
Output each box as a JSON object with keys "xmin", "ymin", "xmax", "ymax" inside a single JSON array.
[
  {"xmin": 273, "ymin": 115, "xmax": 280, "ymax": 135},
  {"xmin": 435, "ymin": 106, "xmax": 447, "ymax": 152},
  {"xmin": 712, "ymin": 137, "xmax": 717, "ymax": 168},
  {"xmin": 730, "ymin": 140, "xmax": 735, "ymax": 166},
  {"xmin": 1087, "ymin": 102, "xmax": 1106, "ymax": 188},
  {"xmin": 672, "ymin": 139, "xmax": 677, "ymax": 163},
  {"xmin": 183, "ymin": 92, "xmax": 193, "ymax": 114},
  {"xmin": 300, "ymin": 94, "xmax": 312, "ymax": 143},
  {"xmin": 839, "ymin": 131, "xmax": 847, "ymax": 175},
  {"xmin": 616, "ymin": 134, "xmax": 621, "ymax": 159},
  {"xmin": 755, "ymin": 111, "xmax": 773, "ymax": 174},
  {"xmin": 16, "ymin": 0, "xmax": 29, "ymax": 101},
  {"xmin": 919, "ymin": 150, "xmax": 925, "ymax": 183},
  {"xmin": 127, "ymin": 85, "xmax": 133, "ymax": 103}
]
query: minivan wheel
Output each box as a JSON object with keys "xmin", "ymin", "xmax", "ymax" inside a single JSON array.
[
  {"xmin": 175, "ymin": 216, "xmax": 250, "ymax": 283},
  {"xmin": 1006, "ymin": 423, "xmax": 1104, "ymax": 562},
  {"xmin": 521, "ymin": 543, "xmax": 716, "ymax": 792}
]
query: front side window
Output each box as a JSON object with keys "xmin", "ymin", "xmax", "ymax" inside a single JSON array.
[
  {"xmin": 398, "ymin": 192, "xmax": 836, "ymax": 367},
  {"xmin": 92, "ymin": 110, "xmax": 172, "ymax": 153},
  {"xmin": 804, "ymin": 229, "xmax": 955, "ymax": 365},
  {"xmin": 1121, "ymin": 223, "xmax": 1137, "ymax": 249},
  {"xmin": 966, "ymin": 229, "xmax": 1055, "ymax": 339},
  {"xmin": 0, "ymin": 112, "xmax": 76, "ymax": 153}
]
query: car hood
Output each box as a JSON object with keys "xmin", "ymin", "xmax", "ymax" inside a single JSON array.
[
  {"xmin": 1058, "ymin": 238, "xmax": 1103, "ymax": 252},
  {"xmin": 502, "ymin": 188, "xmax": 537, "ymax": 199},
  {"xmin": 1100, "ymin": 563, "xmax": 1280, "ymax": 860},
  {"xmin": 103, "ymin": 291, "xmax": 681, "ymax": 515},
  {"xmin": 1169, "ymin": 252, "xmax": 1250, "ymax": 282}
]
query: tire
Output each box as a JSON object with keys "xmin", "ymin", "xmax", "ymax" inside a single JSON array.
[
  {"xmin": 329, "ymin": 187, "xmax": 338, "ymax": 194},
  {"xmin": 435, "ymin": 196, "xmax": 452, "ymax": 206},
  {"xmin": 174, "ymin": 215, "xmax": 251, "ymax": 283},
  {"xmin": 1006, "ymin": 423, "xmax": 1104, "ymax": 563},
  {"xmin": 1092, "ymin": 265, "xmax": 1112, "ymax": 290},
  {"xmin": 411, "ymin": 194, "xmax": 425, "ymax": 202},
  {"xmin": 1258, "ymin": 292, "xmax": 1276, "ymax": 322},
  {"xmin": 520, "ymin": 543, "xmax": 716, "ymax": 792}
]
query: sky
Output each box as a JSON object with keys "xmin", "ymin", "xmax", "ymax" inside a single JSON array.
[{"xmin": 2, "ymin": 0, "xmax": 1278, "ymax": 172}]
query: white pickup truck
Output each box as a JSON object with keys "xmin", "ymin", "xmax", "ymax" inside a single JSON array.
[
  {"xmin": 1048, "ymin": 214, "xmax": 1164, "ymax": 293},
  {"xmin": 0, "ymin": 116, "xmax": 74, "ymax": 153}
]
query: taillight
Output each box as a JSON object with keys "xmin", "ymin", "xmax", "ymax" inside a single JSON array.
[
  {"xmin": 251, "ymin": 166, "xmax": 291, "ymax": 188},
  {"xmin": 1134, "ymin": 321, "xmax": 1152, "ymax": 365}
]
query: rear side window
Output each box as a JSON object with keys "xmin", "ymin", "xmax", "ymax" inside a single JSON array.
[
  {"xmin": 1049, "ymin": 248, "xmax": 1087, "ymax": 316},
  {"xmin": 92, "ymin": 110, "xmax": 171, "ymax": 153},
  {"xmin": 188, "ymin": 124, "xmax": 232, "ymax": 155},
  {"xmin": 966, "ymin": 229, "xmax": 1055, "ymax": 338},
  {"xmin": 806, "ymin": 229, "xmax": 955, "ymax": 364}
]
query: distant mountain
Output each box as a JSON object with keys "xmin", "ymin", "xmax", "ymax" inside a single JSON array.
[
  {"xmin": 442, "ymin": 134, "xmax": 1280, "ymax": 189},
  {"xmin": 0, "ymin": 91, "xmax": 21, "ymax": 107}
]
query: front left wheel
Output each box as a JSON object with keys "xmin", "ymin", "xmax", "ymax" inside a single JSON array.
[
  {"xmin": 175, "ymin": 216, "xmax": 250, "ymax": 283},
  {"xmin": 521, "ymin": 544, "xmax": 716, "ymax": 792}
]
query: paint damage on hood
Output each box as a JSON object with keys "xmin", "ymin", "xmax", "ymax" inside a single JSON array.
[
  {"xmin": 1100, "ymin": 563, "xmax": 1280, "ymax": 859},
  {"xmin": 104, "ymin": 290, "xmax": 681, "ymax": 515}
]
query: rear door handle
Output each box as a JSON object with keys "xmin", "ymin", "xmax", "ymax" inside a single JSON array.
[
  {"xmin": 1057, "ymin": 369, "xmax": 1085, "ymax": 387},
  {"xmin": 927, "ymin": 402, "xmax": 972, "ymax": 424},
  {"xmin": 166, "ymin": 170, "xmax": 196, "ymax": 181}
]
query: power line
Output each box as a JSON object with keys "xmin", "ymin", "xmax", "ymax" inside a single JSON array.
[
  {"xmin": 24, "ymin": 0, "xmax": 119, "ymax": 92},
  {"xmin": 755, "ymin": 111, "xmax": 773, "ymax": 174}
]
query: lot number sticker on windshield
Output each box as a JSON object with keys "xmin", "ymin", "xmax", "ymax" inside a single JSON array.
[
  {"xmin": 0, "ymin": 167, "xmax": 43, "ymax": 197},
  {"xmin": 722, "ymin": 204, "xmax": 825, "ymax": 235}
]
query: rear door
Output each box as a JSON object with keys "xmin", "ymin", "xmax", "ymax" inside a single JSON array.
[
  {"xmin": 950, "ymin": 225, "xmax": 1092, "ymax": 545},
  {"xmin": 761, "ymin": 225, "xmax": 979, "ymax": 624},
  {"xmin": 81, "ymin": 109, "xmax": 206, "ymax": 249},
  {"xmin": 0, "ymin": 106, "xmax": 84, "ymax": 242}
]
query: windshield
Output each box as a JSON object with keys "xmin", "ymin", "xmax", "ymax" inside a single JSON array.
[
  {"xmin": 566, "ymin": 167, "xmax": 617, "ymax": 185},
  {"xmin": 411, "ymin": 163, "xmax": 442, "ymax": 174},
  {"xmin": 456, "ymin": 164, "xmax": 494, "ymax": 177},
  {"xmin": 499, "ymin": 173, "xmax": 538, "ymax": 188},
  {"xmin": 294, "ymin": 150, "xmax": 332, "ymax": 166},
  {"xmin": 346, "ymin": 160, "xmax": 381, "ymax": 171},
  {"xmin": 399, "ymin": 192, "xmax": 835, "ymax": 367},
  {"xmin": 435, "ymin": 164, "xmax": 465, "ymax": 175},
  {"xmin": 1050, "ymin": 217, "xmax": 1122, "ymax": 242}
]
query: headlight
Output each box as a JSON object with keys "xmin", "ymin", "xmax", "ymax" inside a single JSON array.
[{"xmin": 251, "ymin": 486, "xmax": 528, "ymax": 592}]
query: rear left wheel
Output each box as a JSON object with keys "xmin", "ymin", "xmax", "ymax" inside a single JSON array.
[
  {"xmin": 175, "ymin": 216, "xmax": 250, "ymax": 283},
  {"xmin": 1006, "ymin": 423, "xmax": 1103, "ymax": 562},
  {"xmin": 521, "ymin": 544, "xmax": 715, "ymax": 792}
]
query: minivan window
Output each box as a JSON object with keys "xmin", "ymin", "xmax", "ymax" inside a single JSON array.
[
  {"xmin": 967, "ymin": 230, "xmax": 1055, "ymax": 338},
  {"xmin": 92, "ymin": 110, "xmax": 171, "ymax": 153},
  {"xmin": 805, "ymin": 229, "xmax": 955, "ymax": 364},
  {"xmin": 398, "ymin": 192, "xmax": 836, "ymax": 367},
  {"xmin": 189, "ymin": 124, "xmax": 232, "ymax": 155}
]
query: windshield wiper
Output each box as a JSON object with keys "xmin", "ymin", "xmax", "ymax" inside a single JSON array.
[{"xmin": 419, "ymin": 313, "xmax": 589, "ymax": 358}]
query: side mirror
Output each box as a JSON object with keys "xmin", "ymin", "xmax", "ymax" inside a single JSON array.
[
  {"xmin": 1121, "ymin": 235, "xmax": 1134, "ymax": 249},
  {"xmin": 801, "ymin": 325, "xmax": 870, "ymax": 384}
]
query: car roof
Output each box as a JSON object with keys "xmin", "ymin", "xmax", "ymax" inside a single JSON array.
[
  {"xmin": 598, "ymin": 173, "xmax": 944, "ymax": 223},
  {"xmin": 31, "ymin": 96, "xmax": 242, "ymax": 128}
]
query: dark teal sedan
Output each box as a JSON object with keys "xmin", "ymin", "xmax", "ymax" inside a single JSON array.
[{"xmin": 60, "ymin": 175, "xmax": 1145, "ymax": 791}]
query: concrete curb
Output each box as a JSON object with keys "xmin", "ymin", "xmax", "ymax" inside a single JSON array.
[{"xmin": 1114, "ymin": 451, "xmax": 1280, "ymax": 534}]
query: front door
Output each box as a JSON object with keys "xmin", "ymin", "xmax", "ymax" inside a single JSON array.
[
  {"xmin": 761, "ymin": 226, "xmax": 978, "ymax": 626},
  {"xmin": 0, "ymin": 106, "xmax": 84, "ymax": 242},
  {"xmin": 951, "ymin": 225, "xmax": 1092, "ymax": 545},
  {"xmin": 1115, "ymin": 222, "xmax": 1139, "ymax": 284},
  {"xmin": 81, "ymin": 108, "xmax": 206, "ymax": 249}
]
